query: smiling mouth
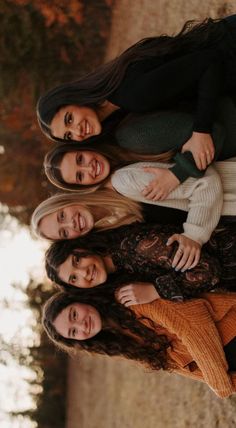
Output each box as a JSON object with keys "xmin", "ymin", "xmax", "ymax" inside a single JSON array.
[
  {"xmin": 79, "ymin": 120, "xmax": 92, "ymax": 137},
  {"xmin": 95, "ymin": 160, "xmax": 102, "ymax": 177},
  {"xmin": 78, "ymin": 214, "xmax": 85, "ymax": 231},
  {"xmin": 91, "ymin": 264, "xmax": 97, "ymax": 282},
  {"xmin": 85, "ymin": 121, "xmax": 91, "ymax": 135}
]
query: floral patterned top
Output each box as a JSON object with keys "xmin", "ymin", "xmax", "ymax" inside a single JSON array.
[{"xmin": 106, "ymin": 223, "xmax": 222, "ymax": 301}]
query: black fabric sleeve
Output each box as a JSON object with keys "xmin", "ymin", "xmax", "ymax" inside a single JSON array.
[
  {"xmin": 193, "ymin": 60, "xmax": 223, "ymax": 132},
  {"xmin": 153, "ymin": 251, "xmax": 222, "ymax": 301},
  {"xmin": 111, "ymin": 50, "xmax": 222, "ymax": 136}
]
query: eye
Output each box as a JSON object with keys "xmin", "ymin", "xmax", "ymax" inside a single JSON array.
[
  {"xmin": 59, "ymin": 210, "xmax": 65, "ymax": 221},
  {"xmin": 72, "ymin": 309, "xmax": 77, "ymax": 320},
  {"xmin": 64, "ymin": 112, "xmax": 73, "ymax": 125},
  {"xmin": 72, "ymin": 254, "xmax": 80, "ymax": 267},
  {"xmin": 69, "ymin": 274, "xmax": 77, "ymax": 284},
  {"xmin": 62, "ymin": 229, "xmax": 69, "ymax": 239},
  {"xmin": 76, "ymin": 153, "xmax": 83, "ymax": 165},
  {"xmin": 67, "ymin": 113, "xmax": 73, "ymax": 124},
  {"xmin": 76, "ymin": 171, "xmax": 83, "ymax": 183},
  {"xmin": 64, "ymin": 131, "xmax": 72, "ymax": 141},
  {"xmin": 72, "ymin": 328, "xmax": 77, "ymax": 337},
  {"xmin": 59, "ymin": 228, "xmax": 69, "ymax": 239}
]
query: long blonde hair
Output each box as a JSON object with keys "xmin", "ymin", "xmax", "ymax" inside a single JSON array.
[{"xmin": 31, "ymin": 189, "xmax": 143, "ymax": 240}]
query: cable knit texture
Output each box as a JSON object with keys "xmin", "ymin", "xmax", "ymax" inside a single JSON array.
[
  {"xmin": 132, "ymin": 293, "xmax": 236, "ymax": 398},
  {"xmin": 111, "ymin": 162, "xmax": 225, "ymax": 244}
]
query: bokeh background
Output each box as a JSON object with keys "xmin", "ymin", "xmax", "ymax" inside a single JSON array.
[{"xmin": 1, "ymin": 1, "xmax": 236, "ymax": 427}]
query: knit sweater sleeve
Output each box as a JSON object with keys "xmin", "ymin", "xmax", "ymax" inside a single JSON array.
[
  {"xmin": 111, "ymin": 162, "xmax": 223, "ymax": 245},
  {"xmin": 115, "ymin": 110, "xmax": 225, "ymax": 184},
  {"xmin": 135, "ymin": 299, "xmax": 234, "ymax": 397}
]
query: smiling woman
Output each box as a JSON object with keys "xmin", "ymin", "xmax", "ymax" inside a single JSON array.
[
  {"xmin": 60, "ymin": 150, "xmax": 110, "ymax": 185},
  {"xmin": 39, "ymin": 204, "xmax": 94, "ymax": 240},
  {"xmin": 31, "ymin": 190, "xmax": 143, "ymax": 241},
  {"xmin": 50, "ymin": 105, "xmax": 103, "ymax": 142},
  {"xmin": 57, "ymin": 250, "xmax": 112, "ymax": 288},
  {"xmin": 53, "ymin": 302, "xmax": 102, "ymax": 340}
]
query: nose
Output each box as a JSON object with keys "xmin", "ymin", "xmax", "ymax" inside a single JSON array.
[
  {"xmin": 70, "ymin": 122, "xmax": 85, "ymax": 138},
  {"xmin": 78, "ymin": 163, "xmax": 95, "ymax": 179},
  {"xmin": 77, "ymin": 317, "xmax": 87, "ymax": 333},
  {"xmin": 78, "ymin": 266, "xmax": 90, "ymax": 281},
  {"xmin": 64, "ymin": 217, "xmax": 77, "ymax": 229}
]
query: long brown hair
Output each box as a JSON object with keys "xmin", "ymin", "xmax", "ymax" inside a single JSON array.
[
  {"xmin": 43, "ymin": 291, "xmax": 170, "ymax": 370},
  {"xmin": 37, "ymin": 18, "xmax": 224, "ymax": 141}
]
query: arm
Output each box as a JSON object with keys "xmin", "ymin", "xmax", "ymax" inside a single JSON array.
[
  {"xmin": 111, "ymin": 162, "xmax": 223, "ymax": 246},
  {"xmin": 136, "ymin": 299, "xmax": 234, "ymax": 397},
  {"xmin": 119, "ymin": 50, "xmax": 222, "ymax": 131},
  {"xmin": 118, "ymin": 52, "xmax": 223, "ymax": 177}
]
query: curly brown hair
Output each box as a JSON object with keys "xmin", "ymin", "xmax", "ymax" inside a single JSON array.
[{"xmin": 43, "ymin": 290, "xmax": 171, "ymax": 371}]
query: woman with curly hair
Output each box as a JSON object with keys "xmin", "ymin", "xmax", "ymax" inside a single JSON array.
[{"xmin": 42, "ymin": 289, "xmax": 236, "ymax": 398}]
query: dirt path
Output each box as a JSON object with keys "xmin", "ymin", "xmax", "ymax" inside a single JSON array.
[{"xmin": 66, "ymin": 1, "xmax": 236, "ymax": 427}]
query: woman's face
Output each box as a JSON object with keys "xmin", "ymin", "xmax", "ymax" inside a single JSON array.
[
  {"xmin": 60, "ymin": 151, "xmax": 110, "ymax": 186},
  {"xmin": 53, "ymin": 303, "xmax": 102, "ymax": 340},
  {"xmin": 58, "ymin": 251, "xmax": 107, "ymax": 288},
  {"xmin": 39, "ymin": 205, "xmax": 94, "ymax": 240},
  {"xmin": 51, "ymin": 105, "xmax": 102, "ymax": 142}
]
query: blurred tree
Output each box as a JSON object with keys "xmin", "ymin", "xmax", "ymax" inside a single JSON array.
[
  {"xmin": 1, "ymin": 277, "xmax": 67, "ymax": 427},
  {"xmin": 0, "ymin": 0, "xmax": 114, "ymax": 223}
]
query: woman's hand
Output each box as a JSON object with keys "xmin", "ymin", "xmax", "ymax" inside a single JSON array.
[
  {"xmin": 115, "ymin": 282, "xmax": 160, "ymax": 306},
  {"xmin": 167, "ymin": 234, "xmax": 202, "ymax": 272},
  {"xmin": 142, "ymin": 167, "xmax": 180, "ymax": 201},
  {"xmin": 181, "ymin": 132, "xmax": 215, "ymax": 170}
]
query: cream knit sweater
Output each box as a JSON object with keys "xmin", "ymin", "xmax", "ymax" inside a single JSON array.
[{"xmin": 111, "ymin": 159, "xmax": 236, "ymax": 245}]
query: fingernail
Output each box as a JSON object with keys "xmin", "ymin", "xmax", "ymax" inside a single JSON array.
[{"xmin": 175, "ymin": 267, "xmax": 179, "ymax": 271}]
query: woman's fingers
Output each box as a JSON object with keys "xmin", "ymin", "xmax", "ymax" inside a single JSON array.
[
  {"xmin": 116, "ymin": 285, "xmax": 136, "ymax": 305},
  {"xmin": 167, "ymin": 233, "xmax": 202, "ymax": 271},
  {"xmin": 187, "ymin": 249, "xmax": 201, "ymax": 270}
]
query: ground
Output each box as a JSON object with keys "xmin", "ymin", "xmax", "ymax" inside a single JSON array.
[{"xmin": 66, "ymin": 1, "xmax": 236, "ymax": 427}]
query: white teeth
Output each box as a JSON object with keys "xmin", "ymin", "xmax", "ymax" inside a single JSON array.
[
  {"xmin": 79, "ymin": 215, "xmax": 85, "ymax": 230},
  {"xmin": 86, "ymin": 122, "xmax": 90, "ymax": 134},
  {"xmin": 96, "ymin": 161, "xmax": 101, "ymax": 176},
  {"xmin": 91, "ymin": 266, "xmax": 95, "ymax": 280}
]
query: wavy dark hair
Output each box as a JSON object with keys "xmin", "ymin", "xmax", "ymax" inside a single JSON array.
[
  {"xmin": 42, "ymin": 290, "xmax": 171, "ymax": 370},
  {"xmin": 37, "ymin": 17, "xmax": 224, "ymax": 141}
]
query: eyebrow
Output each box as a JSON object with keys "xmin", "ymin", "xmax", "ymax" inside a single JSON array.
[{"xmin": 68, "ymin": 307, "xmax": 73, "ymax": 338}]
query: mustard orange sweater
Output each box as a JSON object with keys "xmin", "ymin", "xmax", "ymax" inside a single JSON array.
[{"xmin": 132, "ymin": 293, "xmax": 236, "ymax": 398}]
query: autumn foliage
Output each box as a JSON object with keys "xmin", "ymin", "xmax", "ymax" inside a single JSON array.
[{"xmin": 0, "ymin": 0, "xmax": 114, "ymax": 222}]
